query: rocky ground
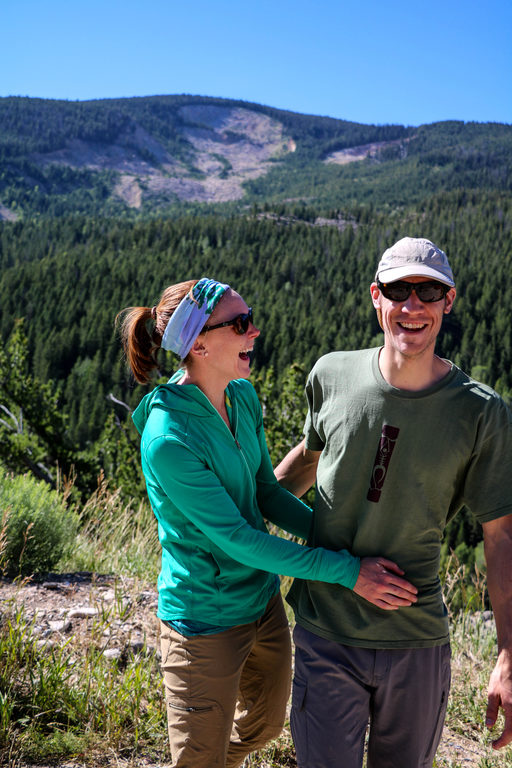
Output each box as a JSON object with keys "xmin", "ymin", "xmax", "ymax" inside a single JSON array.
[
  {"xmin": 0, "ymin": 572, "xmax": 160, "ymax": 659},
  {"xmin": 0, "ymin": 574, "xmax": 506, "ymax": 768}
]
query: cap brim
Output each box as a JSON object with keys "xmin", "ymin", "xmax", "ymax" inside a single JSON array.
[{"xmin": 377, "ymin": 264, "xmax": 455, "ymax": 287}]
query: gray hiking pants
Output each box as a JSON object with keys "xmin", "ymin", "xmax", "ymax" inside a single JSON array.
[{"xmin": 291, "ymin": 623, "xmax": 451, "ymax": 768}]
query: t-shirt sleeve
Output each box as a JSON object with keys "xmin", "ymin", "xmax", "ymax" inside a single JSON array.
[
  {"xmin": 462, "ymin": 395, "xmax": 512, "ymax": 523},
  {"xmin": 303, "ymin": 366, "xmax": 326, "ymax": 451}
]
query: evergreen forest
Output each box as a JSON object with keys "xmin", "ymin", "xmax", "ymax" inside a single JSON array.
[{"xmin": 1, "ymin": 95, "xmax": 512, "ymax": 570}]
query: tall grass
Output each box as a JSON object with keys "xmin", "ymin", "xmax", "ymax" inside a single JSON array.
[
  {"xmin": 1, "ymin": 483, "xmax": 512, "ymax": 766},
  {"xmin": 0, "ymin": 600, "xmax": 167, "ymax": 765},
  {"xmin": 60, "ymin": 473, "xmax": 160, "ymax": 581},
  {"xmin": 0, "ymin": 477, "xmax": 165, "ymax": 765}
]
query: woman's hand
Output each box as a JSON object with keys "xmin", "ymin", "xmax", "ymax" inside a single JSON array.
[{"xmin": 353, "ymin": 557, "xmax": 418, "ymax": 610}]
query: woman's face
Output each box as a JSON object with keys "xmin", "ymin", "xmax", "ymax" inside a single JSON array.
[{"xmin": 201, "ymin": 289, "xmax": 260, "ymax": 381}]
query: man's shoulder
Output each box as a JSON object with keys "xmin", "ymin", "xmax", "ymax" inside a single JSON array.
[
  {"xmin": 452, "ymin": 366, "xmax": 510, "ymax": 409},
  {"xmin": 444, "ymin": 366, "xmax": 512, "ymax": 435},
  {"xmin": 311, "ymin": 347, "xmax": 377, "ymax": 377}
]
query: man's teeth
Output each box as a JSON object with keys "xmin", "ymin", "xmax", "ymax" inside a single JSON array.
[{"xmin": 399, "ymin": 322, "xmax": 426, "ymax": 329}]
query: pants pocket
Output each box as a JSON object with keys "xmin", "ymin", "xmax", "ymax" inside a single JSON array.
[
  {"xmin": 168, "ymin": 699, "xmax": 215, "ymax": 714},
  {"xmin": 424, "ymin": 645, "xmax": 452, "ymax": 762},
  {"xmin": 166, "ymin": 695, "xmax": 226, "ymax": 768},
  {"xmin": 290, "ymin": 677, "xmax": 309, "ymax": 767}
]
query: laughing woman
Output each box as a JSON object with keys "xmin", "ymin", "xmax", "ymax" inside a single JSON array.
[{"xmin": 118, "ymin": 278, "xmax": 360, "ymax": 768}]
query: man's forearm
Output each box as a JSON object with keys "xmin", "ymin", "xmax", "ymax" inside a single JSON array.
[
  {"xmin": 484, "ymin": 515, "xmax": 512, "ymax": 651},
  {"xmin": 483, "ymin": 514, "xmax": 512, "ymax": 749}
]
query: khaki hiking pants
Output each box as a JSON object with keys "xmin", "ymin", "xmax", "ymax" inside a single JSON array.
[{"xmin": 159, "ymin": 593, "xmax": 292, "ymax": 768}]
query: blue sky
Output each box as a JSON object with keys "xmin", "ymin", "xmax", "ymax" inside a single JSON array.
[{"xmin": 2, "ymin": 0, "xmax": 511, "ymax": 127}]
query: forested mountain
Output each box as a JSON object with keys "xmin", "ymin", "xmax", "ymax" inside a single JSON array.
[
  {"xmin": 1, "ymin": 188, "xmax": 511, "ymax": 465},
  {"xmin": 1, "ymin": 95, "xmax": 512, "ymax": 564},
  {"xmin": 1, "ymin": 95, "xmax": 511, "ymax": 218}
]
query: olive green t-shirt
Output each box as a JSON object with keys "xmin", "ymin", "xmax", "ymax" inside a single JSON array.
[{"xmin": 287, "ymin": 347, "xmax": 512, "ymax": 648}]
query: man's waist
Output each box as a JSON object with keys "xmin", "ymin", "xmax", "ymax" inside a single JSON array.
[{"xmin": 286, "ymin": 578, "xmax": 449, "ymax": 648}]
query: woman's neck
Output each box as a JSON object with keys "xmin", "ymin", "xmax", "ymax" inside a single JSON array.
[{"xmin": 178, "ymin": 369, "xmax": 231, "ymax": 429}]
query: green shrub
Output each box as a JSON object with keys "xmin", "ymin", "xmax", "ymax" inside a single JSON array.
[{"xmin": 0, "ymin": 469, "xmax": 78, "ymax": 577}]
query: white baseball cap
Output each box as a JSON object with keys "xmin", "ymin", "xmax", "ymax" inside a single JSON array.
[{"xmin": 375, "ymin": 237, "xmax": 455, "ymax": 287}]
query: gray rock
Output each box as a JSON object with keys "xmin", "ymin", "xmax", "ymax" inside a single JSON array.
[{"xmin": 68, "ymin": 606, "xmax": 99, "ymax": 619}]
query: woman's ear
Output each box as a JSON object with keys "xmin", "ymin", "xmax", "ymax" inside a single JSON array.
[{"xmin": 189, "ymin": 339, "xmax": 208, "ymax": 358}]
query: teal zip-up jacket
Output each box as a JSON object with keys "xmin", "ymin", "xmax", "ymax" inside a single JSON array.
[{"xmin": 132, "ymin": 374, "xmax": 360, "ymax": 626}]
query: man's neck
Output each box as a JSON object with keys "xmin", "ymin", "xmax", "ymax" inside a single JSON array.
[{"xmin": 378, "ymin": 346, "xmax": 451, "ymax": 391}]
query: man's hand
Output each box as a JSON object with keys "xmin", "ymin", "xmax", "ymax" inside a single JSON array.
[
  {"xmin": 486, "ymin": 648, "xmax": 512, "ymax": 749},
  {"xmin": 353, "ymin": 557, "xmax": 418, "ymax": 610}
]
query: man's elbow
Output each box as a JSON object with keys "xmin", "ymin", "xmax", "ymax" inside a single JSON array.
[
  {"xmin": 275, "ymin": 441, "xmax": 306, "ymax": 481},
  {"xmin": 275, "ymin": 442, "xmax": 320, "ymax": 496}
]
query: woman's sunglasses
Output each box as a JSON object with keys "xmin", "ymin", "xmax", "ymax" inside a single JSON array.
[
  {"xmin": 377, "ymin": 280, "xmax": 450, "ymax": 303},
  {"xmin": 203, "ymin": 308, "xmax": 253, "ymax": 335}
]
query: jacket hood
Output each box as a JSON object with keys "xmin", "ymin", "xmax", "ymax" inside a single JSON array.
[{"xmin": 132, "ymin": 371, "xmax": 221, "ymax": 435}]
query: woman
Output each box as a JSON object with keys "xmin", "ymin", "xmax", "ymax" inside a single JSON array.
[{"xmin": 119, "ymin": 278, "xmax": 360, "ymax": 768}]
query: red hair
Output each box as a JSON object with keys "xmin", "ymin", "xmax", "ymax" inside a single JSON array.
[{"xmin": 117, "ymin": 280, "xmax": 199, "ymax": 384}]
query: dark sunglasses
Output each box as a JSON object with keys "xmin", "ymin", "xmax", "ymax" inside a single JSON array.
[
  {"xmin": 377, "ymin": 280, "xmax": 450, "ymax": 303},
  {"xmin": 203, "ymin": 308, "xmax": 253, "ymax": 335}
]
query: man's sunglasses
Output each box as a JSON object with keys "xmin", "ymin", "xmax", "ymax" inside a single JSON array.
[
  {"xmin": 203, "ymin": 308, "xmax": 253, "ymax": 335},
  {"xmin": 377, "ymin": 280, "xmax": 450, "ymax": 303}
]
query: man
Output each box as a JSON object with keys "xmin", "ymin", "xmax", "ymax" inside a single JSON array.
[{"xmin": 276, "ymin": 237, "xmax": 512, "ymax": 768}]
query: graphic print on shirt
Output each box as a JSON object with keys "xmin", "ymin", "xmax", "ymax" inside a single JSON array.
[{"xmin": 366, "ymin": 425, "xmax": 400, "ymax": 502}]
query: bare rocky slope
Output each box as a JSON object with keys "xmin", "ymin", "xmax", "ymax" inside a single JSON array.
[
  {"xmin": 31, "ymin": 105, "xmax": 294, "ymax": 209},
  {"xmin": 0, "ymin": 98, "xmax": 411, "ymax": 219}
]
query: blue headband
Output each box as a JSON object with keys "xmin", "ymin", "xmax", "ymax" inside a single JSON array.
[{"xmin": 161, "ymin": 278, "xmax": 230, "ymax": 358}]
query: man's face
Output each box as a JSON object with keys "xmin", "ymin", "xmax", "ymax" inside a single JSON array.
[{"xmin": 370, "ymin": 276, "xmax": 456, "ymax": 361}]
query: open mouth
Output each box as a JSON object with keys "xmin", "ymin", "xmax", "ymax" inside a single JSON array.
[
  {"xmin": 398, "ymin": 322, "xmax": 427, "ymax": 332},
  {"xmin": 239, "ymin": 348, "xmax": 252, "ymax": 361}
]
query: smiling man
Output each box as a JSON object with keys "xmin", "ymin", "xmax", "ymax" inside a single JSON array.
[{"xmin": 276, "ymin": 237, "xmax": 512, "ymax": 768}]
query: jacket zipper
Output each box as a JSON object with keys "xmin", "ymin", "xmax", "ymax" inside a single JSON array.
[
  {"xmin": 198, "ymin": 388, "xmax": 256, "ymax": 497},
  {"xmin": 227, "ymin": 394, "xmax": 257, "ymax": 497}
]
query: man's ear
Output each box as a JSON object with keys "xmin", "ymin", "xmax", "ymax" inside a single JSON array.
[
  {"xmin": 370, "ymin": 283, "xmax": 384, "ymax": 330},
  {"xmin": 444, "ymin": 287, "xmax": 456, "ymax": 314},
  {"xmin": 370, "ymin": 282, "xmax": 381, "ymax": 310}
]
